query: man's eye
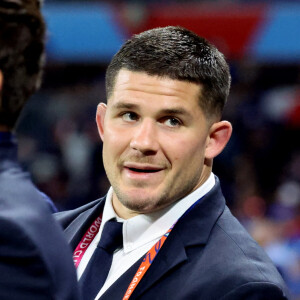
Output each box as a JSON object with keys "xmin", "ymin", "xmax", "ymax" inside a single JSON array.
[
  {"xmin": 164, "ymin": 117, "xmax": 181, "ymax": 127},
  {"xmin": 122, "ymin": 112, "xmax": 138, "ymax": 122}
]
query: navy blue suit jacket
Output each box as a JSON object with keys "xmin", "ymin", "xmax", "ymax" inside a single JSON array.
[
  {"xmin": 0, "ymin": 136, "xmax": 79, "ymax": 300},
  {"xmin": 56, "ymin": 178, "xmax": 290, "ymax": 300}
]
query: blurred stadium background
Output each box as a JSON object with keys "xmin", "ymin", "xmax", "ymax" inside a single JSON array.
[{"xmin": 16, "ymin": 1, "xmax": 300, "ymax": 297}]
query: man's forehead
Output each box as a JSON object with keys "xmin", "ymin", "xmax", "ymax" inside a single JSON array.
[
  {"xmin": 112, "ymin": 69, "xmax": 202, "ymax": 98},
  {"xmin": 106, "ymin": 71, "xmax": 206, "ymax": 120}
]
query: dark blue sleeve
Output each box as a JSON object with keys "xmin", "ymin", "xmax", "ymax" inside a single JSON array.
[{"xmin": 38, "ymin": 190, "xmax": 58, "ymax": 213}]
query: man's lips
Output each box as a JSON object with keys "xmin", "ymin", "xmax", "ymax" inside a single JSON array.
[
  {"xmin": 122, "ymin": 162, "xmax": 166, "ymax": 183},
  {"xmin": 123, "ymin": 163, "xmax": 164, "ymax": 173}
]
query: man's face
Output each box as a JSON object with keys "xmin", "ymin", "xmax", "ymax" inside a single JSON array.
[{"xmin": 97, "ymin": 69, "xmax": 214, "ymax": 219}]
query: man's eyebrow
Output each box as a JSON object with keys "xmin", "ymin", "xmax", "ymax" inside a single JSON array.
[
  {"xmin": 160, "ymin": 108, "xmax": 192, "ymax": 118},
  {"xmin": 111, "ymin": 102, "xmax": 139, "ymax": 110}
]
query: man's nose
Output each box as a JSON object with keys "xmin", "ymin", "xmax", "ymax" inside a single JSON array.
[{"xmin": 130, "ymin": 119, "xmax": 159, "ymax": 154}]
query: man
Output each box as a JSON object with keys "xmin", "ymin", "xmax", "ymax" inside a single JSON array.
[
  {"xmin": 0, "ymin": 0, "xmax": 79, "ymax": 299},
  {"xmin": 56, "ymin": 26, "xmax": 289, "ymax": 299}
]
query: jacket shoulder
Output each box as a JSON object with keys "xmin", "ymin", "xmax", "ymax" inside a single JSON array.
[
  {"xmin": 205, "ymin": 206, "xmax": 290, "ymax": 298},
  {"xmin": 0, "ymin": 183, "xmax": 80, "ymax": 300},
  {"xmin": 220, "ymin": 281, "xmax": 289, "ymax": 300}
]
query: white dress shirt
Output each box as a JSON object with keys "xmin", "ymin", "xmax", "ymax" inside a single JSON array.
[{"xmin": 77, "ymin": 173, "xmax": 215, "ymax": 299}]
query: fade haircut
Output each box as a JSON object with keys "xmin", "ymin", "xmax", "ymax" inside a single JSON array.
[
  {"xmin": 0, "ymin": 0, "xmax": 45, "ymax": 128},
  {"xmin": 106, "ymin": 26, "xmax": 231, "ymax": 120}
]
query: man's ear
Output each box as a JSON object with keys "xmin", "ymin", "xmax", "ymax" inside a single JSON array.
[
  {"xmin": 205, "ymin": 121, "xmax": 232, "ymax": 159},
  {"xmin": 96, "ymin": 103, "xmax": 107, "ymax": 142}
]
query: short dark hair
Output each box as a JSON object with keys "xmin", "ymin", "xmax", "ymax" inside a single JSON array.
[
  {"xmin": 0, "ymin": 0, "xmax": 45, "ymax": 128},
  {"xmin": 106, "ymin": 26, "xmax": 231, "ymax": 120}
]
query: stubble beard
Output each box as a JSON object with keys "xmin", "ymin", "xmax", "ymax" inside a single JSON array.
[
  {"xmin": 110, "ymin": 174, "xmax": 200, "ymax": 215},
  {"xmin": 113, "ymin": 186, "xmax": 169, "ymax": 214}
]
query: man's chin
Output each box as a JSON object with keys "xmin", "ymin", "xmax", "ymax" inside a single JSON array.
[
  {"xmin": 122, "ymin": 198, "xmax": 158, "ymax": 213},
  {"xmin": 112, "ymin": 185, "xmax": 171, "ymax": 217},
  {"xmin": 118, "ymin": 193, "xmax": 163, "ymax": 214}
]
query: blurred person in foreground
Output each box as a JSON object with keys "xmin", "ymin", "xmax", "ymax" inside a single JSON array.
[
  {"xmin": 0, "ymin": 0, "xmax": 79, "ymax": 299},
  {"xmin": 56, "ymin": 26, "xmax": 289, "ymax": 299}
]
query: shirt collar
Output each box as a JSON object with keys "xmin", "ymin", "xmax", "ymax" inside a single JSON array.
[{"xmin": 102, "ymin": 173, "xmax": 215, "ymax": 253}]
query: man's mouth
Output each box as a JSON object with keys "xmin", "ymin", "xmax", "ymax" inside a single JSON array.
[
  {"xmin": 122, "ymin": 163, "xmax": 165, "ymax": 182},
  {"xmin": 128, "ymin": 167, "xmax": 161, "ymax": 173},
  {"xmin": 123, "ymin": 163, "xmax": 164, "ymax": 174}
]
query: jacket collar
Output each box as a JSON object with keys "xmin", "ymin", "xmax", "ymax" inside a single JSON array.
[
  {"xmin": 176, "ymin": 176, "xmax": 225, "ymax": 246},
  {"xmin": 64, "ymin": 198, "xmax": 106, "ymax": 251}
]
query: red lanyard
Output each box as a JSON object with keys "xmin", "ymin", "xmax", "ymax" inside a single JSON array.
[
  {"xmin": 73, "ymin": 215, "xmax": 103, "ymax": 268},
  {"xmin": 122, "ymin": 224, "xmax": 175, "ymax": 299}
]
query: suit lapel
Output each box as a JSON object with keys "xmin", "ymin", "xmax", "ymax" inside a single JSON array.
[
  {"xmin": 99, "ymin": 230, "xmax": 188, "ymax": 300},
  {"xmin": 131, "ymin": 229, "xmax": 188, "ymax": 299},
  {"xmin": 64, "ymin": 199, "xmax": 105, "ymax": 250}
]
